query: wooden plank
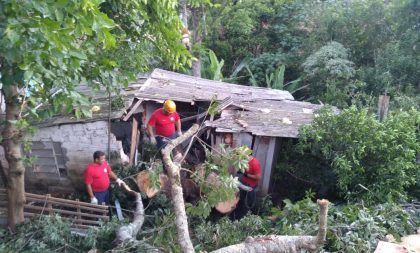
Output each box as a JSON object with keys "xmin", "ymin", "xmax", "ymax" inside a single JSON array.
[
  {"xmin": 260, "ymin": 137, "xmax": 276, "ymax": 195},
  {"xmin": 22, "ymin": 199, "xmax": 108, "ymax": 214},
  {"xmin": 0, "ymin": 201, "xmax": 108, "ymax": 217},
  {"xmin": 23, "ymin": 192, "xmax": 109, "ymax": 209},
  {"xmin": 0, "ymin": 209, "xmax": 105, "ymax": 226},
  {"xmin": 253, "ymin": 136, "xmax": 270, "ymax": 193},
  {"xmin": 22, "ymin": 205, "xmax": 109, "ymax": 220},
  {"xmin": 123, "ymin": 98, "xmax": 143, "ymax": 121},
  {"xmin": 50, "ymin": 140, "xmax": 61, "ymax": 177},
  {"xmin": 76, "ymin": 199, "xmax": 82, "ymax": 225},
  {"xmin": 129, "ymin": 117, "xmax": 138, "ymax": 166}
]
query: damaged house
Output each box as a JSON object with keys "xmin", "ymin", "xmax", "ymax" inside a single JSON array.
[{"xmin": 0, "ymin": 69, "xmax": 322, "ymax": 196}]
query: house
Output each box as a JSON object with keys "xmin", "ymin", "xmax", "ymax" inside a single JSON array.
[
  {"xmin": 0, "ymin": 69, "xmax": 323, "ymax": 196},
  {"xmin": 125, "ymin": 69, "xmax": 323, "ymax": 195}
]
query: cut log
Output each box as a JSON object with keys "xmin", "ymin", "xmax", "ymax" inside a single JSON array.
[
  {"xmin": 375, "ymin": 233, "xmax": 420, "ymax": 253},
  {"xmin": 136, "ymin": 171, "xmax": 169, "ymax": 198},
  {"xmin": 215, "ymin": 195, "xmax": 239, "ymax": 214},
  {"xmin": 207, "ymin": 172, "xmax": 239, "ymax": 214}
]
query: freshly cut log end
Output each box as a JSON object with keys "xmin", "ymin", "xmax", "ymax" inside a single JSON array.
[
  {"xmin": 136, "ymin": 171, "xmax": 169, "ymax": 198},
  {"xmin": 215, "ymin": 196, "xmax": 239, "ymax": 214}
]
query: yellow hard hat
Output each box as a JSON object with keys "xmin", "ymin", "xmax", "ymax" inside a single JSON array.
[{"xmin": 163, "ymin": 100, "xmax": 176, "ymax": 113}]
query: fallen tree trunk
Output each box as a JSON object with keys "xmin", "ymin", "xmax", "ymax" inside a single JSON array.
[
  {"xmin": 162, "ymin": 124, "xmax": 199, "ymax": 253},
  {"xmin": 210, "ymin": 199, "xmax": 329, "ymax": 253},
  {"xmin": 161, "ymin": 124, "xmax": 330, "ymax": 253},
  {"xmin": 115, "ymin": 183, "xmax": 144, "ymax": 243}
]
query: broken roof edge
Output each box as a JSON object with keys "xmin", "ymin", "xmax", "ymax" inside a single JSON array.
[
  {"xmin": 210, "ymin": 126, "xmax": 300, "ymax": 138},
  {"xmin": 148, "ymin": 68, "xmax": 295, "ymax": 101}
]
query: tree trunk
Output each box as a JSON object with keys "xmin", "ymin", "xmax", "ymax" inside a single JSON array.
[
  {"xmin": 210, "ymin": 199, "xmax": 330, "ymax": 253},
  {"xmin": 192, "ymin": 59, "xmax": 201, "ymax": 78},
  {"xmin": 179, "ymin": 0, "xmax": 188, "ymax": 29},
  {"xmin": 191, "ymin": 7, "xmax": 202, "ymax": 78},
  {"xmin": 2, "ymin": 86, "xmax": 26, "ymax": 230},
  {"xmin": 162, "ymin": 124, "xmax": 199, "ymax": 253}
]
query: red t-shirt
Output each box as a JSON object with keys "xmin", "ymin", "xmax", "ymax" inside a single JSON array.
[
  {"xmin": 84, "ymin": 161, "xmax": 112, "ymax": 192},
  {"xmin": 148, "ymin": 108, "xmax": 180, "ymax": 137},
  {"xmin": 241, "ymin": 156, "xmax": 261, "ymax": 188}
]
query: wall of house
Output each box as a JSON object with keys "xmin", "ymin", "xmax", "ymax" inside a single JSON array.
[{"xmin": 28, "ymin": 121, "xmax": 124, "ymax": 192}]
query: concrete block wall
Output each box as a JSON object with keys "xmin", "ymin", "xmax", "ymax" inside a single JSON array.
[{"xmin": 32, "ymin": 121, "xmax": 123, "ymax": 190}]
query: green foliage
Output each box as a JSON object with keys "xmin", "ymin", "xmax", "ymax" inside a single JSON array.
[
  {"xmin": 302, "ymin": 41, "xmax": 356, "ymax": 105},
  {"xmin": 204, "ymin": 0, "xmax": 418, "ymax": 109},
  {"xmin": 186, "ymin": 145, "xmax": 252, "ymax": 218},
  {"xmin": 0, "ymin": 215, "xmax": 121, "ymax": 252},
  {"xmin": 0, "ymin": 0, "xmax": 191, "ymax": 120},
  {"xmin": 298, "ymin": 106, "xmax": 420, "ymax": 203},
  {"xmin": 266, "ymin": 64, "xmax": 285, "ymax": 90},
  {"xmin": 201, "ymin": 49, "xmax": 224, "ymax": 81},
  {"xmin": 247, "ymin": 52, "xmax": 289, "ymax": 86},
  {"xmin": 193, "ymin": 215, "xmax": 271, "ymax": 251},
  {"xmin": 271, "ymin": 196, "xmax": 419, "ymax": 253}
]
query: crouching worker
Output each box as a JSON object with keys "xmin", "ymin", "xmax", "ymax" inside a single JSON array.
[
  {"xmin": 84, "ymin": 151, "xmax": 123, "ymax": 205},
  {"xmin": 147, "ymin": 100, "xmax": 182, "ymax": 149},
  {"xmin": 231, "ymin": 153, "xmax": 262, "ymax": 220},
  {"xmin": 147, "ymin": 100, "xmax": 183, "ymax": 164}
]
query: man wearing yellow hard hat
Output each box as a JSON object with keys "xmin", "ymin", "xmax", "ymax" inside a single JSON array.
[{"xmin": 147, "ymin": 100, "xmax": 182, "ymax": 149}]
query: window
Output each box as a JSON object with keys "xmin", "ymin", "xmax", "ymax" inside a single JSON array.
[{"xmin": 26, "ymin": 141, "xmax": 67, "ymax": 178}]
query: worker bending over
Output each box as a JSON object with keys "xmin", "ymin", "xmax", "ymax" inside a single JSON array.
[
  {"xmin": 232, "ymin": 150, "xmax": 262, "ymax": 220},
  {"xmin": 147, "ymin": 100, "xmax": 182, "ymax": 150}
]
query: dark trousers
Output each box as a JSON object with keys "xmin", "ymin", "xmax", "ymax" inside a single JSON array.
[
  {"xmin": 231, "ymin": 188, "xmax": 257, "ymax": 220},
  {"xmin": 156, "ymin": 133, "xmax": 178, "ymax": 149},
  {"xmin": 94, "ymin": 190, "xmax": 110, "ymax": 205}
]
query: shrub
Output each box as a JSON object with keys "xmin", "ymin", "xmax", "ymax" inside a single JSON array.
[{"xmin": 298, "ymin": 106, "xmax": 420, "ymax": 203}]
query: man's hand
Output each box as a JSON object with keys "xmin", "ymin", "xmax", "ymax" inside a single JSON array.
[
  {"xmin": 116, "ymin": 178, "xmax": 123, "ymax": 187},
  {"xmin": 91, "ymin": 197, "xmax": 98, "ymax": 205},
  {"xmin": 150, "ymin": 136, "xmax": 157, "ymax": 145},
  {"xmin": 177, "ymin": 130, "xmax": 182, "ymax": 137}
]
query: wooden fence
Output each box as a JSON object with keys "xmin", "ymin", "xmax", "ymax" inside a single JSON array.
[{"xmin": 0, "ymin": 188, "xmax": 109, "ymax": 229}]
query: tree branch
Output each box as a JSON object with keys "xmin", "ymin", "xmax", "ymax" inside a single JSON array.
[
  {"xmin": 161, "ymin": 124, "xmax": 200, "ymax": 253},
  {"xmin": 210, "ymin": 199, "xmax": 330, "ymax": 253},
  {"xmin": 115, "ymin": 183, "xmax": 145, "ymax": 243}
]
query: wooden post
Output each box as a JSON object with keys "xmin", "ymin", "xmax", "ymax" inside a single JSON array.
[
  {"xmin": 378, "ymin": 95, "xmax": 390, "ymax": 122},
  {"xmin": 76, "ymin": 199, "xmax": 81, "ymax": 225},
  {"xmin": 46, "ymin": 194, "xmax": 53, "ymax": 215},
  {"xmin": 129, "ymin": 116, "xmax": 138, "ymax": 166}
]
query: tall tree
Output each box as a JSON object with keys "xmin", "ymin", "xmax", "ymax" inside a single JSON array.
[{"xmin": 0, "ymin": 0, "xmax": 190, "ymax": 230}]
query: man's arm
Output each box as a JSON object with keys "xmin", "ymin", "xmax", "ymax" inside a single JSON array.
[
  {"xmin": 147, "ymin": 124, "xmax": 157, "ymax": 144},
  {"xmin": 109, "ymin": 170, "xmax": 124, "ymax": 186},
  {"xmin": 109, "ymin": 170, "xmax": 118, "ymax": 181},
  {"xmin": 147, "ymin": 124, "xmax": 154, "ymax": 137},
  {"xmin": 176, "ymin": 119, "xmax": 182, "ymax": 135},
  {"xmin": 246, "ymin": 172, "xmax": 261, "ymax": 180},
  {"xmin": 86, "ymin": 184, "xmax": 95, "ymax": 199}
]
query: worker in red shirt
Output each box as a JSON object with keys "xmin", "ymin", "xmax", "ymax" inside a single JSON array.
[
  {"xmin": 147, "ymin": 100, "xmax": 182, "ymax": 150},
  {"xmin": 84, "ymin": 151, "xmax": 123, "ymax": 205},
  {"xmin": 232, "ymin": 152, "xmax": 262, "ymax": 220}
]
